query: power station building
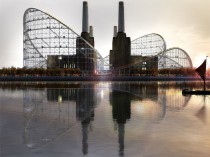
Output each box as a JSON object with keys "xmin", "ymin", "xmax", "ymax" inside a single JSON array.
[
  {"xmin": 23, "ymin": 2, "xmax": 98, "ymax": 75},
  {"xmin": 109, "ymin": 2, "xmax": 159, "ymax": 75},
  {"xmin": 109, "ymin": 2, "xmax": 191, "ymax": 75},
  {"xmin": 23, "ymin": 1, "xmax": 193, "ymax": 76},
  {"xmin": 110, "ymin": 2, "xmax": 131, "ymax": 69}
]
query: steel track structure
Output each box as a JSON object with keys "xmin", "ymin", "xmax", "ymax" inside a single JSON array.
[
  {"xmin": 23, "ymin": 8, "xmax": 105, "ymax": 73},
  {"xmin": 131, "ymin": 33, "xmax": 167, "ymax": 57},
  {"xmin": 131, "ymin": 33, "xmax": 193, "ymax": 69},
  {"xmin": 23, "ymin": 8, "xmax": 193, "ymax": 75},
  {"xmin": 111, "ymin": 33, "xmax": 193, "ymax": 74}
]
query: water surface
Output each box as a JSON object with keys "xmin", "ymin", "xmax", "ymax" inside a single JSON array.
[{"xmin": 0, "ymin": 81, "xmax": 210, "ymax": 157}]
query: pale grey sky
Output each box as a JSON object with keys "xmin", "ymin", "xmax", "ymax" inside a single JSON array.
[{"xmin": 0, "ymin": 0, "xmax": 210, "ymax": 68}]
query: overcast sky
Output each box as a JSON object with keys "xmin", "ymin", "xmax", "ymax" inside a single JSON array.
[{"xmin": 0, "ymin": 0, "xmax": 210, "ymax": 68}]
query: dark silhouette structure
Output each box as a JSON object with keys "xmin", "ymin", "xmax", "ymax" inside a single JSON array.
[
  {"xmin": 76, "ymin": 1, "xmax": 96, "ymax": 75},
  {"xmin": 110, "ymin": 90, "xmax": 131, "ymax": 156},
  {"xmin": 47, "ymin": 85, "xmax": 96, "ymax": 155},
  {"xmin": 109, "ymin": 2, "xmax": 159, "ymax": 75},
  {"xmin": 110, "ymin": 2, "xmax": 131, "ymax": 70},
  {"xmin": 76, "ymin": 84, "xmax": 96, "ymax": 155}
]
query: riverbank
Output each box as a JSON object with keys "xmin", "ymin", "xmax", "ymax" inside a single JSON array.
[{"xmin": 0, "ymin": 76, "xmax": 209, "ymax": 81}]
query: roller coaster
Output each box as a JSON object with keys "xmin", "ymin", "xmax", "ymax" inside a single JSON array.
[
  {"xmin": 23, "ymin": 8, "xmax": 104, "ymax": 72},
  {"xmin": 131, "ymin": 34, "xmax": 193, "ymax": 69},
  {"xmin": 23, "ymin": 8, "xmax": 193, "ymax": 75}
]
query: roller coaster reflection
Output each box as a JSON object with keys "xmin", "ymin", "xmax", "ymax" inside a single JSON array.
[{"xmin": 22, "ymin": 82, "xmax": 191, "ymax": 153}]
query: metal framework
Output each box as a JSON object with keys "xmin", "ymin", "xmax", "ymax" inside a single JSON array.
[
  {"xmin": 23, "ymin": 8, "xmax": 193, "ymax": 75},
  {"xmin": 131, "ymin": 33, "xmax": 166, "ymax": 56},
  {"xmin": 23, "ymin": 8, "xmax": 105, "ymax": 73},
  {"xmin": 158, "ymin": 47, "xmax": 193, "ymax": 69},
  {"xmin": 108, "ymin": 33, "xmax": 193, "ymax": 75},
  {"xmin": 131, "ymin": 33, "xmax": 193, "ymax": 69}
]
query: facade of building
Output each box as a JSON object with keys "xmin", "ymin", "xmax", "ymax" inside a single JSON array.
[
  {"xmin": 23, "ymin": 1, "xmax": 193, "ymax": 76},
  {"xmin": 110, "ymin": 2, "xmax": 131, "ymax": 69},
  {"xmin": 110, "ymin": 2, "xmax": 159, "ymax": 75},
  {"xmin": 109, "ymin": 2, "xmax": 193, "ymax": 75},
  {"xmin": 23, "ymin": 2, "xmax": 98, "ymax": 75}
]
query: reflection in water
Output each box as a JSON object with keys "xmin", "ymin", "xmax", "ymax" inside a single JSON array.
[
  {"xmin": 111, "ymin": 82, "xmax": 191, "ymax": 120},
  {"xmin": 22, "ymin": 84, "xmax": 98, "ymax": 153},
  {"xmin": 23, "ymin": 88, "xmax": 76, "ymax": 149},
  {"xmin": 159, "ymin": 82, "xmax": 192, "ymax": 111},
  {"xmin": 76, "ymin": 84, "xmax": 96, "ymax": 155},
  {"xmin": 195, "ymin": 106, "xmax": 206, "ymax": 123},
  {"xmin": 195, "ymin": 96, "xmax": 208, "ymax": 123},
  {"xmin": 110, "ymin": 90, "xmax": 131, "ymax": 156},
  {"xmin": 111, "ymin": 82, "xmax": 158, "ymax": 101},
  {"xmin": 0, "ymin": 81, "xmax": 193, "ymax": 155},
  {"xmin": 109, "ymin": 82, "xmax": 192, "ymax": 156}
]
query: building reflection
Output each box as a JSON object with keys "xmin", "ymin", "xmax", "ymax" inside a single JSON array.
[
  {"xmin": 23, "ymin": 83, "xmax": 97, "ymax": 153},
  {"xmin": 20, "ymin": 81, "xmax": 192, "ymax": 154},
  {"xmin": 158, "ymin": 82, "xmax": 191, "ymax": 112},
  {"xmin": 76, "ymin": 84, "xmax": 96, "ymax": 155},
  {"xmin": 111, "ymin": 82, "xmax": 158, "ymax": 101},
  {"xmin": 109, "ymin": 81, "xmax": 192, "ymax": 156},
  {"xmin": 111, "ymin": 82, "xmax": 191, "ymax": 117},
  {"xmin": 110, "ymin": 90, "xmax": 131, "ymax": 156}
]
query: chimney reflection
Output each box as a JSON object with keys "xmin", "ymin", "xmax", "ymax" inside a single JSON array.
[
  {"xmin": 20, "ymin": 82, "xmax": 192, "ymax": 153},
  {"xmin": 76, "ymin": 84, "xmax": 96, "ymax": 155},
  {"xmin": 22, "ymin": 83, "xmax": 97, "ymax": 153},
  {"xmin": 110, "ymin": 90, "xmax": 131, "ymax": 156}
]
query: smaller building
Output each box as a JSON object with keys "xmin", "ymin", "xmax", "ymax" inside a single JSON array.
[
  {"xmin": 130, "ymin": 56, "xmax": 158, "ymax": 71},
  {"xmin": 47, "ymin": 55, "xmax": 76, "ymax": 69}
]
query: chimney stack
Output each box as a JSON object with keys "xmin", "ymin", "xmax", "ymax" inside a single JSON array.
[
  {"xmin": 114, "ymin": 26, "xmax": 117, "ymax": 37},
  {"xmin": 82, "ymin": 1, "xmax": 89, "ymax": 32},
  {"xmin": 118, "ymin": 1, "xmax": 124, "ymax": 32},
  {"xmin": 89, "ymin": 26, "xmax": 93, "ymax": 37}
]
